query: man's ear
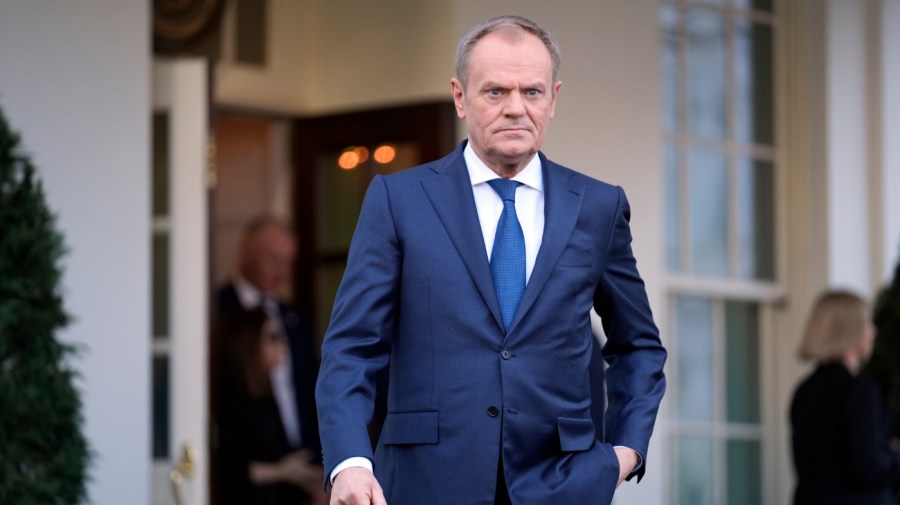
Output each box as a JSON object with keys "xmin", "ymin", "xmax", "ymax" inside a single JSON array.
[
  {"xmin": 450, "ymin": 78, "xmax": 466, "ymax": 119},
  {"xmin": 549, "ymin": 80, "xmax": 562, "ymax": 120}
]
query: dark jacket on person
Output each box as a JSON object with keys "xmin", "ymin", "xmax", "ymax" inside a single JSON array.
[
  {"xmin": 214, "ymin": 283, "xmax": 322, "ymax": 505},
  {"xmin": 791, "ymin": 362, "xmax": 900, "ymax": 505}
]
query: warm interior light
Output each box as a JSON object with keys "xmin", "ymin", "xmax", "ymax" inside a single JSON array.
[
  {"xmin": 354, "ymin": 146, "xmax": 370, "ymax": 163},
  {"xmin": 373, "ymin": 144, "xmax": 396, "ymax": 164},
  {"xmin": 338, "ymin": 150, "xmax": 360, "ymax": 170}
]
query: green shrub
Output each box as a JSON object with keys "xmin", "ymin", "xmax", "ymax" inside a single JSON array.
[
  {"xmin": 865, "ymin": 256, "xmax": 900, "ymax": 436},
  {"xmin": 0, "ymin": 106, "xmax": 91, "ymax": 504}
]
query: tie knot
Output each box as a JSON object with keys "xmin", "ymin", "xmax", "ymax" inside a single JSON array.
[{"xmin": 487, "ymin": 178, "xmax": 522, "ymax": 202}]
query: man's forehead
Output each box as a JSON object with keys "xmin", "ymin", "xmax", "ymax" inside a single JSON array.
[
  {"xmin": 253, "ymin": 225, "xmax": 294, "ymax": 249},
  {"xmin": 471, "ymin": 32, "xmax": 550, "ymax": 67},
  {"xmin": 467, "ymin": 47, "xmax": 553, "ymax": 85}
]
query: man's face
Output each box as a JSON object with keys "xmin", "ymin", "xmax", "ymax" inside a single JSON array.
[
  {"xmin": 451, "ymin": 28, "xmax": 561, "ymax": 175},
  {"xmin": 244, "ymin": 225, "xmax": 296, "ymax": 295}
]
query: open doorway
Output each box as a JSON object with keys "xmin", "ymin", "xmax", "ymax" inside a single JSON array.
[
  {"xmin": 292, "ymin": 101, "xmax": 457, "ymax": 344},
  {"xmin": 207, "ymin": 101, "xmax": 456, "ymax": 504}
]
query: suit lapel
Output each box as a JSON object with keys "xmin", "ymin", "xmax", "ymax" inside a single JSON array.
[
  {"xmin": 421, "ymin": 144, "xmax": 505, "ymax": 331},
  {"xmin": 508, "ymin": 154, "xmax": 584, "ymax": 334}
]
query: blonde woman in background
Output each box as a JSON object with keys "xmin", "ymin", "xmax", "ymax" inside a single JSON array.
[{"xmin": 790, "ymin": 290, "xmax": 900, "ymax": 505}]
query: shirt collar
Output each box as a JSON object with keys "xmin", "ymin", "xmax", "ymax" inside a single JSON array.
[
  {"xmin": 233, "ymin": 277, "xmax": 264, "ymax": 309},
  {"xmin": 464, "ymin": 142, "xmax": 543, "ymax": 192}
]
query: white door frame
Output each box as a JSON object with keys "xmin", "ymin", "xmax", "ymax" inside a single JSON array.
[{"xmin": 151, "ymin": 58, "xmax": 209, "ymax": 505}]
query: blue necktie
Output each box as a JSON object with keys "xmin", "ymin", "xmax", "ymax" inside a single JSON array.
[{"xmin": 488, "ymin": 179, "xmax": 525, "ymax": 332}]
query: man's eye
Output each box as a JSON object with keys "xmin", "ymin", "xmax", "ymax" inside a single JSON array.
[
  {"xmin": 526, "ymin": 89, "xmax": 540, "ymax": 96},
  {"xmin": 488, "ymin": 89, "xmax": 501, "ymax": 96}
]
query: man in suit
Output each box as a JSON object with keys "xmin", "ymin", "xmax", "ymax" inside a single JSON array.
[
  {"xmin": 215, "ymin": 216, "xmax": 325, "ymax": 503},
  {"xmin": 316, "ymin": 15, "xmax": 667, "ymax": 505}
]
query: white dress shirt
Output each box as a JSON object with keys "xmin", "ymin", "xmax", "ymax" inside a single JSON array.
[
  {"xmin": 465, "ymin": 144, "xmax": 545, "ymax": 282},
  {"xmin": 233, "ymin": 278, "xmax": 302, "ymax": 448}
]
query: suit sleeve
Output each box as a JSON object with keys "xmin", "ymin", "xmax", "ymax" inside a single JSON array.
[
  {"xmin": 594, "ymin": 186, "xmax": 667, "ymax": 481},
  {"xmin": 315, "ymin": 175, "xmax": 400, "ymax": 481}
]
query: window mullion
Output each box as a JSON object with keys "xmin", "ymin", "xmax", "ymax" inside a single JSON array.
[
  {"xmin": 726, "ymin": 9, "xmax": 741, "ymax": 280},
  {"xmin": 677, "ymin": 4, "xmax": 692, "ymax": 275},
  {"xmin": 713, "ymin": 298, "xmax": 726, "ymax": 505}
]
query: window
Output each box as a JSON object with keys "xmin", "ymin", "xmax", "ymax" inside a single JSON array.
[
  {"xmin": 662, "ymin": 0, "xmax": 775, "ymax": 281},
  {"xmin": 660, "ymin": 1, "xmax": 780, "ymax": 503},
  {"xmin": 151, "ymin": 112, "xmax": 171, "ymax": 461},
  {"xmin": 671, "ymin": 296, "xmax": 766, "ymax": 505}
]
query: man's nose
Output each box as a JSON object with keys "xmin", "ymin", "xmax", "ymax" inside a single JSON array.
[{"xmin": 503, "ymin": 92, "xmax": 526, "ymax": 117}]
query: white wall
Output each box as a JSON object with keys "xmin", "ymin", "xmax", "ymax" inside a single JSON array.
[
  {"xmin": 310, "ymin": 0, "xmax": 455, "ymax": 113},
  {"xmin": 0, "ymin": 1, "xmax": 151, "ymax": 504},
  {"xmin": 215, "ymin": 0, "xmax": 318, "ymax": 113},
  {"xmin": 215, "ymin": 0, "xmax": 456, "ymax": 115}
]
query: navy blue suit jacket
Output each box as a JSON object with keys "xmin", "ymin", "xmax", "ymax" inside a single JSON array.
[{"xmin": 316, "ymin": 142, "xmax": 666, "ymax": 504}]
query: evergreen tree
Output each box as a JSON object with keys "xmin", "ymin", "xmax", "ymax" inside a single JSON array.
[
  {"xmin": 0, "ymin": 106, "xmax": 91, "ymax": 504},
  {"xmin": 866, "ymin": 252, "xmax": 900, "ymax": 436}
]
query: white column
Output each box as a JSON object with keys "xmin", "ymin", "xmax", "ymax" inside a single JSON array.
[
  {"xmin": 825, "ymin": 0, "xmax": 871, "ymax": 294},
  {"xmin": 878, "ymin": 0, "xmax": 900, "ymax": 283}
]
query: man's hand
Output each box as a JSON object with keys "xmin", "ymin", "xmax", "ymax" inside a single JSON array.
[
  {"xmin": 330, "ymin": 466, "xmax": 387, "ymax": 505},
  {"xmin": 613, "ymin": 447, "xmax": 639, "ymax": 488}
]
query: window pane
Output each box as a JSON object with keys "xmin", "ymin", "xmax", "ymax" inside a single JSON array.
[
  {"xmin": 727, "ymin": 440, "xmax": 762, "ymax": 505},
  {"xmin": 373, "ymin": 142, "xmax": 420, "ymax": 176},
  {"xmin": 661, "ymin": 5, "xmax": 679, "ymax": 135},
  {"xmin": 737, "ymin": 158, "xmax": 775, "ymax": 280},
  {"xmin": 676, "ymin": 296, "xmax": 713, "ymax": 421},
  {"xmin": 735, "ymin": 21, "xmax": 774, "ymax": 145},
  {"xmin": 686, "ymin": 8, "xmax": 727, "ymax": 139},
  {"xmin": 152, "ymin": 113, "xmax": 169, "ymax": 217},
  {"xmin": 734, "ymin": 0, "xmax": 773, "ymax": 13},
  {"xmin": 152, "ymin": 233, "xmax": 169, "ymax": 339},
  {"xmin": 726, "ymin": 301, "xmax": 760, "ymax": 423},
  {"xmin": 317, "ymin": 150, "xmax": 365, "ymax": 254},
  {"xmin": 665, "ymin": 144, "xmax": 681, "ymax": 272},
  {"xmin": 152, "ymin": 355, "xmax": 170, "ymax": 459},
  {"xmin": 677, "ymin": 435, "xmax": 714, "ymax": 505},
  {"xmin": 235, "ymin": 0, "xmax": 268, "ymax": 65},
  {"xmin": 690, "ymin": 149, "xmax": 728, "ymax": 277}
]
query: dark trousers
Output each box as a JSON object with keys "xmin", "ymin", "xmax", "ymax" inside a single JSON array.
[{"xmin": 495, "ymin": 458, "xmax": 511, "ymax": 505}]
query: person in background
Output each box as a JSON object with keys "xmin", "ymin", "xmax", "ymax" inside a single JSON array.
[
  {"xmin": 316, "ymin": 15, "xmax": 666, "ymax": 505},
  {"xmin": 216, "ymin": 307, "xmax": 326, "ymax": 505},
  {"xmin": 214, "ymin": 216, "xmax": 325, "ymax": 504},
  {"xmin": 790, "ymin": 289, "xmax": 900, "ymax": 505}
]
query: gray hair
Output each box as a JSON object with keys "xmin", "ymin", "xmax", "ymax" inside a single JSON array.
[{"xmin": 454, "ymin": 15, "xmax": 561, "ymax": 91}]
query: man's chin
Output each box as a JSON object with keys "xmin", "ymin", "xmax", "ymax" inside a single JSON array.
[{"xmin": 494, "ymin": 145, "xmax": 537, "ymax": 163}]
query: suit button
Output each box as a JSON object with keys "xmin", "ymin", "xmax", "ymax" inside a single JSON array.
[
  {"xmin": 487, "ymin": 406, "xmax": 499, "ymax": 417},
  {"xmin": 501, "ymin": 349, "xmax": 511, "ymax": 360}
]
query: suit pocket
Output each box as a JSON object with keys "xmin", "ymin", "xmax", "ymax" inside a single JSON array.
[
  {"xmin": 556, "ymin": 244, "xmax": 593, "ymax": 268},
  {"xmin": 380, "ymin": 410, "xmax": 439, "ymax": 445},
  {"xmin": 557, "ymin": 416, "xmax": 597, "ymax": 452}
]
